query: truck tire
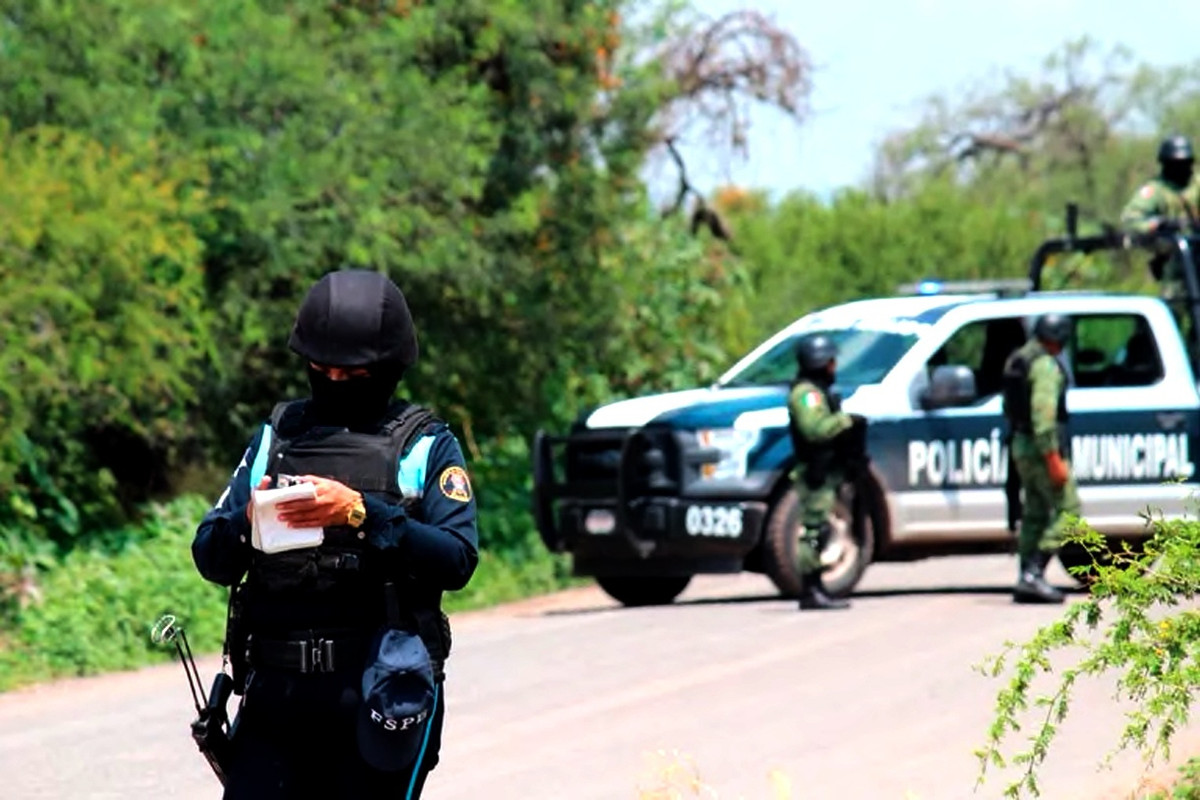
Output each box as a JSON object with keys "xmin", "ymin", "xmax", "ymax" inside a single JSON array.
[
  {"xmin": 762, "ymin": 485, "xmax": 873, "ymax": 599},
  {"xmin": 1058, "ymin": 538, "xmax": 1145, "ymax": 586},
  {"xmin": 595, "ymin": 575, "xmax": 692, "ymax": 607}
]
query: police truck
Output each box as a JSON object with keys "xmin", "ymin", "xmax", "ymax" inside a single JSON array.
[{"xmin": 530, "ymin": 214, "xmax": 1200, "ymax": 607}]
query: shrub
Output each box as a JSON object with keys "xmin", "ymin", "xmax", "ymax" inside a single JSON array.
[{"xmin": 975, "ymin": 506, "xmax": 1200, "ymax": 798}]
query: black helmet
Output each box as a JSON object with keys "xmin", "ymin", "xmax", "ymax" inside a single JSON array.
[
  {"xmin": 1158, "ymin": 135, "xmax": 1194, "ymax": 164},
  {"xmin": 288, "ymin": 269, "xmax": 419, "ymax": 369},
  {"xmin": 1032, "ymin": 313, "xmax": 1072, "ymax": 345},
  {"xmin": 795, "ymin": 334, "xmax": 838, "ymax": 373}
]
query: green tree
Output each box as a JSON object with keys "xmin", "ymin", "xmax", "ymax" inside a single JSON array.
[
  {"xmin": 0, "ymin": 121, "xmax": 213, "ymax": 549},
  {"xmin": 0, "ymin": 0, "xmax": 814, "ymax": 545}
]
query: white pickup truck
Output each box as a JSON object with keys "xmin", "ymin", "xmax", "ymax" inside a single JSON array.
[{"xmin": 532, "ymin": 221, "xmax": 1200, "ymax": 607}]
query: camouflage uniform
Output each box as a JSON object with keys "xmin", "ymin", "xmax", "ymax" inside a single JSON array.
[
  {"xmin": 1003, "ymin": 329, "xmax": 1080, "ymax": 604},
  {"xmin": 1119, "ymin": 176, "xmax": 1200, "ymax": 236},
  {"xmin": 1121, "ymin": 136, "xmax": 1199, "ymax": 312},
  {"xmin": 786, "ymin": 379, "xmax": 853, "ymax": 573},
  {"xmin": 1009, "ymin": 339, "xmax": 1081, "ymax": 559}
]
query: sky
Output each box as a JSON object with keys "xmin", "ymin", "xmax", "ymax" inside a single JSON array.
[{"xmin": 652, "ymin": 0, "xmax": 1200, "ymax": 202}]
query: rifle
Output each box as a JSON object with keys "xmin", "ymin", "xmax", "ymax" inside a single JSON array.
[
  {"xmin": 836, "ymin": 414, "xmax": 871, "ymax": 483},
  {"xmin": 150, "ymin": 615, "xmax": 235, "ymax": 786}
]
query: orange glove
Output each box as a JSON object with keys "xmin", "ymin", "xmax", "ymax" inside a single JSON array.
[{"xmin": 1044, "ymin": 451, "xmax": 1069, "ymax": 489}]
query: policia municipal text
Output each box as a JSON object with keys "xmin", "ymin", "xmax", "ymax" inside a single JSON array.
[{"xmin": 192, "ymin": 270, "xmax": 479, "ymax": 798}]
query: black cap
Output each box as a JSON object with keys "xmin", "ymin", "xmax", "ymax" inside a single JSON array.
[
  {"xmin": 356, "ymin": 628, "xmax": 437, "ymax": 772},
  {"xmin": 288, "ymin": 269, "xmax": 419, "ymax": 368}
]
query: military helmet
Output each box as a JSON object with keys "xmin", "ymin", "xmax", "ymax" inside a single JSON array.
[
  {"xmin": 1158, "ymin": 134, "xmax": 1194, "ymax": 163},
  {"xmin": 795, "ymin": 334, "xmax": 838, "ymax": 372},
  {"xmin": 1032, "ymin": 313, "xmax": 1072, "ymax": 346},
  {"xmin": 288, "ymin": 269, "xmax": 419, "ymax": 369}
]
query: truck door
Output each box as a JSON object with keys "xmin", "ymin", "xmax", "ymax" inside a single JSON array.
[
  {"xmin": 873, "ymin": 315, "xmax": 1027, "ymax": 540},
  {"xmin": 1065, "ymin": 311, "xmax": 1200, "ymax": 529}
]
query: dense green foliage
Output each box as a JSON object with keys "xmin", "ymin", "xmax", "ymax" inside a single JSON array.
[
  {"xmin": 0, "ymin": 0, "xmax": 749, "ymax": 547},
  {"xmin": 0, "ymin": 122, "xmax": 213, "ymax": 550},
  {"xmin": 0, "ymin": 0, "xmax": 772, "ymax": 680}
]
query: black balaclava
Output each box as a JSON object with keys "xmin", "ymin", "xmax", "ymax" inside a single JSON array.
[
  {"xmin": 306, "ymin": 360, "xmax": 405, "ymax": 431},
  {"xmin": 797, "ymin": 361, "xmax": 835, "ymax": 388},
  {"xmin": 1163, "ymin": 159, "xmax": 1195, "ymax": 191}
]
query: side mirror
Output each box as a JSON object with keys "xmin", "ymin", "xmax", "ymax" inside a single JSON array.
[{"xmin": 920, "ymin": 364, "xmax": 977, "ymax": 410}]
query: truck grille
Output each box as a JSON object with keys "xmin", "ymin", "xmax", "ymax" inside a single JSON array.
[{"xmin": 564, "ymin": 429, "xmax": 629, "ymax": 484}]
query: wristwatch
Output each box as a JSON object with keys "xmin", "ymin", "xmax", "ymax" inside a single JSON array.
[{"xmin": 346, "ymin": 497, "xmax": 367, "ymax": 529}]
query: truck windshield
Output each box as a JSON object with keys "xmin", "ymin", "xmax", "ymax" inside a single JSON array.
[{"xmin": 719, "ymin": 328, "xmax": 919, "ymax": 389}]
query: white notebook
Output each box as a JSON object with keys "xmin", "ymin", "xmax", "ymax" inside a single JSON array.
[{"xmin": 251, "ymin": 483, "xmax": 325, "ymax": 554}]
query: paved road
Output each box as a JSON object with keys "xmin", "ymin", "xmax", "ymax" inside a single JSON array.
[{"xmin": 1, "ymin": 555, "xmax": 1197, "ymax": 800}]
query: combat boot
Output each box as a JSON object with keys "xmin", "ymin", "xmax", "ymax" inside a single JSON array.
[
  {"xmin": 1012, "ymin": 551, "xmax": 1064, "ymax": 604},
  {"xmin": 797, "ymin": 572, "xmax": 851, "ymax": 611}
]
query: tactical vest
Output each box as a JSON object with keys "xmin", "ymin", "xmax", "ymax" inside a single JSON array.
[
  {"xmin": 238, "ymin": 399, "xmax": 453, "ymax": 675},
  {"xmin": 788, "ymin": 379, "xmax": 839, "ymax": 464},
  {"xmin": 1001, "ymin": 345, "xmax": 1068, "ymax": 440}
]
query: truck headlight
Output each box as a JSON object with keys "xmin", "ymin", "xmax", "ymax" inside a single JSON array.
[{"xmin": 695, "ymin": 428, "xmax": 760, "ymax": 481}]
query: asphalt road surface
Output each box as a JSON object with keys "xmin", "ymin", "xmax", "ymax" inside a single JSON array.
[{"xmin": 2, "ymin": 554, "xmax": 1198, "ymax": 800}]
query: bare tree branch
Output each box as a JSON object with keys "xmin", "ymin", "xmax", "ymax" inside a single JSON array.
[
  {"xmin": 871, "ymin": 38, "xmax": 1142, "ymax": 205},
  {"xmin": 647, "ymin": 10, "xmax": 812, "ymax": 239},
  {"xmin": 662, "ymin": 137, "xmax": 732, "ymax": 243},
  {"xmin": 655, "ymin": 10, "xmax": 812, "ymax": 156}
]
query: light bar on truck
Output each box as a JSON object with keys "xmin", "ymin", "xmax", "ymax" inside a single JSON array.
[{"xmin": 896, "ymin": 278, "xmax": 1032, "ymax": 297}]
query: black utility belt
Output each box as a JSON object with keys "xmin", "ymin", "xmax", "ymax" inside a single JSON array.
[{"xmin": 249, "ymin": 634, "xmax": 370, "ymax": 675}]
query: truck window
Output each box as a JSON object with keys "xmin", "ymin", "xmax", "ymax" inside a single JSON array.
[
  {"xmin": 1071, "ymin": 313, "xmax": 1163, "ymax": 388},
  {"xmin": 721, "ymin": 327, "xmax": 918, "ymax": 389},
  {"xmin": 926, "ymin": 317, "xmax": 1026, "ymax": 397}
]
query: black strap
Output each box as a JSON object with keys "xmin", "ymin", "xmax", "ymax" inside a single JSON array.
[
  {"xmin": 267, "ymin": 398, "xmax": 439, "ymax": 451},
  {"xmin": 250, "ymin": 634, "xmax": 369, "ymax": 674},
  {"xmin": 384, "ymin": 581, "xmax": 402, "ymax": 628},
  {"xmin": 379, "ymin": 401, "xmax": 441, "ymax": 456},
  {"xmin": 269, "ymin": 399, "xmax": 309, "ymax": 436}
]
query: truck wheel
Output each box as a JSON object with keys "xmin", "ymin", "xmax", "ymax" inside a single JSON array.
[
  {"xmin": 595, "ymin": 575, "xmax": 692, "ymax": 607},
  {"xmin": 762, "ymin": 486, "xmax": 873, "ymax": 599},
  {"xmin": 1058, "ymin": 539, "xmax": 1145, "ymax": 586}
]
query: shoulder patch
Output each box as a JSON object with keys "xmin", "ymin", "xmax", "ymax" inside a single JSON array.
[
  {"xmin": 438, "ymin": 465, "xmax": 473, "ymax": 502},
  {"xmin": 1141, "ymin": 184, "xmax": 1156, "ymax": 199},
  {"xmin": 800, "ymin": 390, "xmax": 823, "ymax": 409}
]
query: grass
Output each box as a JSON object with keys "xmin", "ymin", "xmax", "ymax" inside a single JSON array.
[{"xmin": 0, "ymin": 494, "xmax": 583, "ymax": 693}]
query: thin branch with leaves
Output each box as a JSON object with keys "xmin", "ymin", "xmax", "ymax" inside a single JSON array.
[{"xmin": 975, "ymin": 504, "xmax": 1200, "ymax": 798}]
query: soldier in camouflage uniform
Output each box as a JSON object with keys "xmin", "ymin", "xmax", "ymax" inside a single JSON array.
[
  {"xmin": 1121, "ymin": 135, "xmax": 1198, "ymax": 235},
  {"xmin": 786, "ymin": 334, "xmax": 866, "ymax": 611},
  {"xmin": 1001, "ymin": 314, "xmax": 1080, "ymax": 604},
  {"xmin": 1121, "ymin": 135, "xmax": 1199, "ymax": 313}
]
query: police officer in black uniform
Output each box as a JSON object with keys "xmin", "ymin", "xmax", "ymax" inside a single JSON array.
[{"xmin": 192, "ymin": 269, "xmax": 479, "ymax": 799}]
